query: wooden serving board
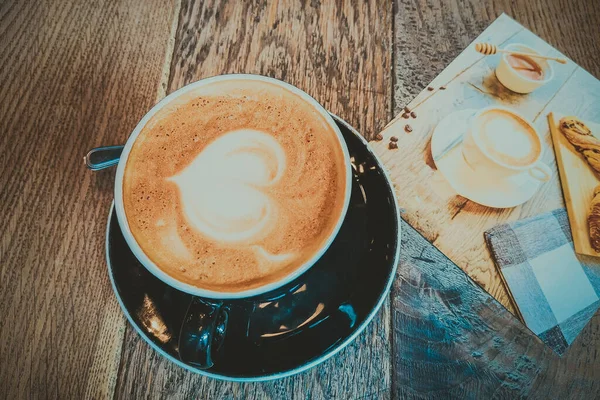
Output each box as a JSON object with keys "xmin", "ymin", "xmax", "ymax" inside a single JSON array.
[{"xmin": 549, "ymin": 113, "xmax": 600, "ymax": 257}]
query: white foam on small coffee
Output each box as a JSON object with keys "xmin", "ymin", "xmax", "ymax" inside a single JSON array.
[
  {"xmin": 169, "ymin": 129, "xmax": 294, "ymax": 260},
  {"xmin": 480, "ymin": 114, "xmax": 534, "ymax": 162}
]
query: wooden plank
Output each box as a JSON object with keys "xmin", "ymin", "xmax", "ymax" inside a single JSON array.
[
  {"xmin": 392, "ymin": 13, "xmax": 518, "ymax": 119},
  {"xmin": 113, "ymin": 1, "xmax": 393, "ymax": 398},
  {"xmin": 393, "ymin": 221, "xmax": 600, "ymax": 398},
  {"xmin": 392, "ymin": 0, "xmax": 600, "ymax": 116},
  {"xmin": 166, "ymin": 0, "xmax": 391, "ymax": 141},
  {"xmin": 383, "ymin": 15, "xmax": 527, "ymax": 311},
  {"xmin": 0, "ymin": 0, "xmax": 178, "ymax": 398},
  {"xmin": 546, "ymin": 73, "xmax": 600, "ymax": 257},
  {"xmin": 1, "ymin": 0, "xmax": 598, "ymax": 398},
  {"xmin": 392, "ymin": 1, "xmax": 600, "ymax": 398}
]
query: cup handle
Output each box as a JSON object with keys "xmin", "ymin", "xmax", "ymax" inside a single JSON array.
[
  {"xmin": 528, "ymin": 162, "xmax": 552, "ymax": 182},
  {"xmin": 178, "ymin": 297, "xmax": 229, "ymax": 369}
]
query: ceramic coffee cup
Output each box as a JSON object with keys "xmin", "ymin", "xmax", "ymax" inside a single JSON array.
[
  {"xmin": 113, "ymin": 75, "xmax": 353, "ymax": 367},
  {"xmin": 462, "ymin": 106, "xmax": 552, "ymax": 183},
  {"xmin": 495, "ymin": 43, "xmax": 554, "ymax": 93}
]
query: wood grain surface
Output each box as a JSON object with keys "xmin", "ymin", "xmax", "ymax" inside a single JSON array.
[
  {"xmin": 1, "ymin": 0, "xmax": 599, "ymax": 399},
  {"xmin": 394, "ymin": 221, "xmax": 600, "ymax": 399},
  {"xmin": 0, "ymin": 0, "xmax": 178, "ymax": 398},
  {"xmin": 114, "ymin": 1, "xmax": 394, "ymax": 398},
  {"xmin": 391, "ymin": 2, "xmax": 600, "ymax": 398},
  {"xmin": 377, "ymin": 14, "xmax": 595, "ymax": 312}
]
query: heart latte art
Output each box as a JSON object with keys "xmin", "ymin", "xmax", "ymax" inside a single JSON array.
[
  {"xmin": 169, "ymin": 129, "xmax": 293, "ymax": 263},
  {"xmin": 122, "ymin": 79, "xmax": 348, "ymax": 293}
]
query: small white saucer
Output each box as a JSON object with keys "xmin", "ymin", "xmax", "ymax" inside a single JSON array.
[{"xmin": 431, "ymin": 109, "xmax": 541, "ymax": 208}]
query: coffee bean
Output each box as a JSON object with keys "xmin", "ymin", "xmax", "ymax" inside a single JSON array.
[
  {"xmin": 440, "ymin": 85, "xmax": 447, "ymax": 90},
  {"xmin": 388, "ymin": 142, "xmax": 398, "ymax": 150},
  {"xmin": 427, "ymin": 86, "xmax": 434, "ymax": 91},
  {"xmin": 404, "ymin": 106, "xmax": 411, "ymax": 113},
  {"xmin": 390, "ymin": 136, "xmax": 398, "ymax": 142},
  {"xmin": 402, "ymin": 112, "xmax": 410, "ymax": 119},
  {"xmin": 374, "ymin": 133, "xmax": 383, "ymax": 141},
  {"xmin": 410, "ymin": 111, "xmax": 417, "ymax": 118},
  {"xmin": 405, "ymin": 124, "xmax": 413, "ymax": 133}
]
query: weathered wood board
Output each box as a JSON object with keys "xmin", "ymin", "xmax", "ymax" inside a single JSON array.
[{"xmin": 373, "ymin": 14, "xmax": 600, "ymax": 312}]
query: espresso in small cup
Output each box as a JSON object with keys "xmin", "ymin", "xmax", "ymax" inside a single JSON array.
[
  {"xmin": 506, "ymin": 54, "xmax": 544, "ymax": 81},
  {"xmin": 495, "ymin": 43, "xmax": 553, "ymax": 93},
  {"xmin": 117, "ymin": 76, "xmax": 351, "ymax": 297},
  {"xmin": 462, "ymin": 107, "xmax": 551, "ymax": 182}
]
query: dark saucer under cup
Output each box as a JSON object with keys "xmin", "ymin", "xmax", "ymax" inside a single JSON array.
[{"xmin": 107, "ymin": 115, "xmax": 400, "ymax": 381}]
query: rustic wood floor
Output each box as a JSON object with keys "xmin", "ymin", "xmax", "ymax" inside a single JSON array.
[{"xmin": 1, "ymin": 0, "xmax": 599, "ymax": 398}]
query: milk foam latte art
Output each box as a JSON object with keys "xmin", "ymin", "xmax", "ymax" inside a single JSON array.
[
  {"xmin": 475, "ymin": 109, "xmax": 540, "ymax": 167},
  {"xmin": 117, "ymin": 76, "xmax": 351, "ymax": 296},
  {"xmin": 168, "ymin": 129, "xmax": 293, "ymax": 263}
]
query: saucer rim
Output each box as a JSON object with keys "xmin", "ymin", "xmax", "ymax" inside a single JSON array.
[
  {"xmin": 105, "ymin": 113, "xmax": 401, "ymax": 382},
  {"xmin": 432, "ymin": 108, "xmax": 541, "ymax": 208}
]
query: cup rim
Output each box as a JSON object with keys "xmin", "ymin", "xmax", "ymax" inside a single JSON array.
[
  {"xmin": 105, "ymin": 115, "xmax": 402, "ymax": 381},
  {"xmin": 502, "ymin": 43, "xmax": 554, "ymax": 84},
  {"xmin": 114, "ymin": 74, "xmax": 353, "ymax": 299},
  {"xmin": 469, "ymin": 106, "xmax": 543, "ymax": 171}
]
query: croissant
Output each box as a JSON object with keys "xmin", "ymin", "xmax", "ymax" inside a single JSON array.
[
  {"xmin": 589, "ymin": 185, "xmax": 600, "ymax": 252},
  {"xmin": 559, "ymin": 117, "xmax": 600, "ymax": 174}
]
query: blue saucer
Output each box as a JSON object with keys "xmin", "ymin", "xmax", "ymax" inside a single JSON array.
[{"xmin": 106, "ymin": 115, "xmax": 400, "ymax": 381}]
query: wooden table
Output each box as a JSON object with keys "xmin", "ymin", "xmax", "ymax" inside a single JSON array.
[
  {"xmin": 374, "ymin": 14, "xmax": 600, "ymax": 315},
  {"xmin": 2, "ymin": 0, "xmax": 599, "ymax": 398}
]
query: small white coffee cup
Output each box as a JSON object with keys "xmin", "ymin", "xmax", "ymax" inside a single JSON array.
[
  {"xmin": 495, "ymin": 43, "xmax": 553, "ymax": 94},
  {"xmin": 462, "ymin": 106, "xmax": 552, "ymax": 183}
]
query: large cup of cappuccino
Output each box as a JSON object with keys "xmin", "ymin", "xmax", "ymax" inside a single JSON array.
[
  {"xmin": 113, "ymin": 74, "xmax": 352, "ymax": 367},
  {"xmin": 461, "ymin": 106, "xmax": 552, "ymax": 182}
]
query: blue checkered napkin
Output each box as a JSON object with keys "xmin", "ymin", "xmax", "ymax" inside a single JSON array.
[{"xmin": 485, "ymin": 209, "xmax": 600, "ymax": 356}]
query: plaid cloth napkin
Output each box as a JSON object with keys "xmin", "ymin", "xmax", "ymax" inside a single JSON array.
[{"xmin": 485, "ymin": 209, "xmax": 600, "ymax": 355}]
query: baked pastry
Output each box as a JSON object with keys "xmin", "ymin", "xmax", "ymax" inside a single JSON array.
[
  {"xmin": 560, "ymin": 117, "xmax": 600, "ymax": 251},
  {"xmin": 559, "ymin": 117, "xmax": 600, "ymax": 174},
  {"xmin": 588, "ymin": 185, "xmax": 600, "ymax": 252}
]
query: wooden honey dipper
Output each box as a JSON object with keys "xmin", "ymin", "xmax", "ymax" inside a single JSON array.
[{"xmin": 475, "ymin": 43, "xmax": 567, "ymax": 64}]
